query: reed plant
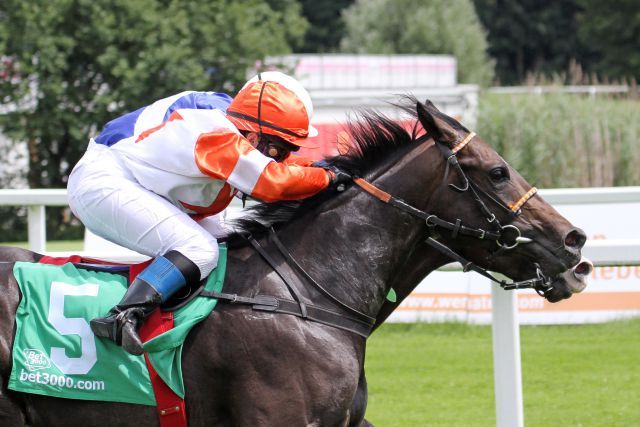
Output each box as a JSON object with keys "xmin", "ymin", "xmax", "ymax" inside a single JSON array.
[{"xmin": 478, "ymin": 92, "xmax": 640, "ymax": 188}]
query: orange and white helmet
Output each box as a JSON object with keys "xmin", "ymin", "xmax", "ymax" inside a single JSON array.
[{"xmin": 226, "ymin": 71, "xmax": 318, "ymax": 148}]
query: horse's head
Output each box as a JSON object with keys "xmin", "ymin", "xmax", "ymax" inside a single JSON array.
[{"xmin": 412, "ymin": 100, "xmax": 590, "ymax": 302}]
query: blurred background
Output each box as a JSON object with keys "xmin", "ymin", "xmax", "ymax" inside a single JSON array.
[
  {"xmin": 1, "ymin": 0, "xmax": 639, "ymax": 241},
  {"xmin": 1, "ymin": 1, "xmax": 639, "ymax": 425}
]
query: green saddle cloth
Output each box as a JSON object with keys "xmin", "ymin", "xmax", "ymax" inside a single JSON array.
[{"xmin": 8, "ymin": 246, "xmax": 227, "ymax": 405}]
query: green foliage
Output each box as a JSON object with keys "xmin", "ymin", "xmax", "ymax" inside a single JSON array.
[
  {"xmin": 297, "ymin": 0, "xmax": 354, "ymax": 53},
  {"xmin": 577, "ymin": 0, "xmax": 640, "ymax": 82},
  {"xmin": 365, "ymin": 320, "xmax": 640, "ymax": 425},
  {"xmin": 0, "ymin": 0, "xmax": 307, "ymax": 189},
  {"xmin": 340, "ymin": 0, "xmax": 494, "ymax": 86},
  {"xmin": 1, "ymin": 240, "xmax": 84, "ymax": 251},
  {"xmin": 474, "ymin": 0, "xmax": 586, "ymax": 85},
  {"xmin": 478, "ymin": 92, "xmax": 640, "ymax": 187},
  {"xmin": 474, "ymin": 0, "xmax": 640, "ymax": 84}
]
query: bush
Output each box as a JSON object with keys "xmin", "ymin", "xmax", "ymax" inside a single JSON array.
[
  {"xmin": 340, "ymin": 0, "xmax": 494, "ymax": 86},
  {"xmin": 478, "ymin": 92, "xmax": 640, "ymax": 187}
]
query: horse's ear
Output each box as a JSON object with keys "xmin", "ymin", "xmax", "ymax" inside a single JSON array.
[{"xmin": 416, "ymin": 101, "xmax": 458, "ymax": 146}]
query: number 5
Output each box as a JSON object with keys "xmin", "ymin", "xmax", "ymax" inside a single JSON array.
[{"xmin": 48, "ymin": 281, "xmax": 99, "ymax": 375}]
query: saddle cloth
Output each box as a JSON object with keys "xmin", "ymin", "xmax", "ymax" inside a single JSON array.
[{"xmin": 8, "ymin": 246, "xmax": 227, "ymax": 404}]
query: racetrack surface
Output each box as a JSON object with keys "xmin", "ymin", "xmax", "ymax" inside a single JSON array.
[{"xmin": 365, "ymin": 319, "xmax": 640, "ymax": 426}]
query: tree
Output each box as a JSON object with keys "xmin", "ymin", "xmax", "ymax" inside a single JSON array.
[
  {"xmin": 0, "ymin": 0, "xmax": 306, "ymax": 240},
  {"xmin": 0, "ymin": 0, "xmax": 307, "ymax": 190},
  {"xmin": 296, "ymin": 0, "xmax": 354, "ymax": 53},
  {"xmin": 474, "ymin": 0, "xmax": 587, "ymax": 85},
  {"xmin": 340, "ymin": 0, "xmax": 494, "ymax": 86},
  {"xmin": 577, "ymin": 0, "xmax": 640, "ymax": 82}
]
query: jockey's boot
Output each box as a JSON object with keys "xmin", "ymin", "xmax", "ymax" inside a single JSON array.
[{"xmin": 90, "ymin": 250, "xmax": 200, "ymax": 355}]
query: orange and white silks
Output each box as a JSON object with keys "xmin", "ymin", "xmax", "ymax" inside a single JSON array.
[
  {"xmin": 108, "ymin": 108, "xmax": 328, "ymax": 216},
  {"xmin": 68, "ymin": 107, "xmax": 328, "ymax": 278},
  {"xmin": 194, "ymin": 131, "xmax": 328, "ymax": 204}
]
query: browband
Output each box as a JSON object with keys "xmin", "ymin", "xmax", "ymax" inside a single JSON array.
[{"xmin": 451, "ymin": 131, "xmax": 476, "ymax": 155}]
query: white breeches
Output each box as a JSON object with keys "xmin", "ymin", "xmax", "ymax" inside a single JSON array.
[{"xmin": 68, "ymin": 141, "xmax": 224, "ymax": 279}]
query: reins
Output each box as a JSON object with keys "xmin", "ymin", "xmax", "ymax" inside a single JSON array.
[
  {"xmin": 353, "ymin": 131, "xmax": 553, "ymax": 297},
  {"xmin": 203, "ymin": 130, "xmax": 551, "ymax": 338},
  {"xmin": 201, "ymin": 228, "xmax": 376, "ymax": 338}
]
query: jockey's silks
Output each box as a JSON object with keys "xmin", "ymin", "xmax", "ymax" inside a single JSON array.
[
  {"xmin": 87, "ymin": 92, "xmax": 328, "ymax": 218},
  {"xmin": 95, "ymin": 91, "xmax": 233, "ymax": 147}
]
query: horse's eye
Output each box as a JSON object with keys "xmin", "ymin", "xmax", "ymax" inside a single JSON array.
[{"xmin": 489, "ymin": 167, "xmax": 509, "ymax": 182}]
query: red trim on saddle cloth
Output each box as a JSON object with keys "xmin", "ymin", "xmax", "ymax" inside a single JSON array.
[
  {"xmin": 38, "ymin": 255, "xmax": 83, "ymax": 265},
  {"xmin": 134, "ymin": 265, "xmax": 187, "ymax": 427}
]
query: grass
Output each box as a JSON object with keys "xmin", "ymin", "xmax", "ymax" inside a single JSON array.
[
  {"xmin": 364, "ymin": 319, "xmax": 640, "ymax": 426},
  {"xmin": 0, "ymin": 240, "xmax": 84, "ymax": 251}
]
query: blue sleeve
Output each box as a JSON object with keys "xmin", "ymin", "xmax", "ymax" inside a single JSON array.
[
  {"xmin": 95, "ymin": 92, "xmax": 233, "ymax": 147},
  {"xmin": 164, "ymin": 92, "xmax": 233, "ymax": 121},
  {"xmin": 94, "ymin": 106, "xmax": 145, "ymax": 147}
]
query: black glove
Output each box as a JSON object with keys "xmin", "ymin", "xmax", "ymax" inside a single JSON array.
[
  {"xmin": 329, "ymin": 168, "xmax": 352, "ymax": 192},
  {"xmin": 313, "ymin": 160, "xmax": 352, "ymax": 192}
]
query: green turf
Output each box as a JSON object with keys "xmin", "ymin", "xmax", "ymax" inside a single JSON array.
[
  {"xmin": 0, "ymin": 240, "xmax": 84, "ymax": 251},
  {"xmin": 364, "ymin": 319, "xmax": 640, "ymax": 426}
]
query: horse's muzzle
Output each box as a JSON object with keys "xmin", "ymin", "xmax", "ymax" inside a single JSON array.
[
  {"xmin": 563, "ymin": 256, "xmax": 593, "ymax": 293},
  {"xmin": 545, "ymin": 256, "xmax": 593, "ymax": 302}
]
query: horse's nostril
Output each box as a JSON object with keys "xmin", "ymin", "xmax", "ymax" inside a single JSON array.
[
  {"xmin": 564, "ymin": 228, "xmax": 587, "ymax": 250},
  {"xmin": 574, "ymin": 259, "xmax": 593, "ymax": 277}
]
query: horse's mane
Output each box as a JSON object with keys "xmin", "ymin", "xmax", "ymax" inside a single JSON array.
[{"xmin": 223, "ymin": 98, "xmax": 464, "ymax": 246}]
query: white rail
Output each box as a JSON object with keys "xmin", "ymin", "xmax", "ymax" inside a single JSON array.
[
  {"xmin": 0, "ymin": 189, "xmax": 69, "ymax": 253},
  {"xmin": 2, "ymin": 186, "xmax": 640, "ymax": 253},
  {"xmin": 2, "ymin": 186, "xmax": 640, "ymax": 427}
]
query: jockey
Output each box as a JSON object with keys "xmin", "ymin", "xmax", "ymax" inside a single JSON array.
[{"xmin": 68, "ymin": 71, "xmax": 345, "ymax": 355}]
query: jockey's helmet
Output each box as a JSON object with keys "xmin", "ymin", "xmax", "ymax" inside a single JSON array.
[{"xmin": 226, "ymin": 71, "xmax": 318, "ymax": 148}]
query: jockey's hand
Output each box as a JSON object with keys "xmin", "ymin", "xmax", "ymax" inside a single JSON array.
[
  {"xmin": 329, "ymin": 169, "xmax": 352, "ymax": 192},
  {"xmin": 313, "ymin": 161, "xmax": 352, "ymax": 192}
]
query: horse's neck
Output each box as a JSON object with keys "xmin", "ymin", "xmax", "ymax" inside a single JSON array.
[
  {"xmin": 374, "ymin": 245, "xmax": 451, "ymax": 328},
  {"xmin": 280, "ymin": 145, "xmax": 447, "ymax": 318}
]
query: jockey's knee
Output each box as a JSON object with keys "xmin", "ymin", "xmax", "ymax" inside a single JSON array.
[{"xmin": 172, "ymin": 235, "xmax": 219, "ymax": 281}]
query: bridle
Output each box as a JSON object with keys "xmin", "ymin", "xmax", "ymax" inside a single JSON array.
[
  {"xmin": 206, "ymin": 131, "xmax": 554, "ymax": 339},
  {"xmin": 354, "ymin": 131, "xmax": 555, "ymax": 297}
]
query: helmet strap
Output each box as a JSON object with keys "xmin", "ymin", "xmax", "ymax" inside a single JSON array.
[{"xmin": 256, "ymin": 72, "xmax": 266, "ymax": 144}]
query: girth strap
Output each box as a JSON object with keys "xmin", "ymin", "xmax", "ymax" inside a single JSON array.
[{"xmin": 199, "ymin": 290, "xmax": 372, "ymax": 338}]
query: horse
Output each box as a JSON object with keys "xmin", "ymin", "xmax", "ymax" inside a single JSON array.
[{"xmin": 0, "ymin": 100, "xmax": 589, "ymax": 426}]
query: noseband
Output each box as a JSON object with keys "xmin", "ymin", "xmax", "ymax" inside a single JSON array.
[{"xmin": 354, "ymin": 132, "xmax": 554, "ymax": 297}]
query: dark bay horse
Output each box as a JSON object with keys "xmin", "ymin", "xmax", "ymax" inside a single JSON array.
[{"xmin": 0, "ymin": 100, "xmax": 588, "ymax": 426}]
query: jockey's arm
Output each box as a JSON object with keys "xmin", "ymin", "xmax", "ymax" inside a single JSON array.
[
  {"xmin": 194, "ymin": 131, "xmax": 330, "ymax": 203},
  {"xmin": 281, "ymin": 153, "xmax": 315, "ymax": 167}
]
